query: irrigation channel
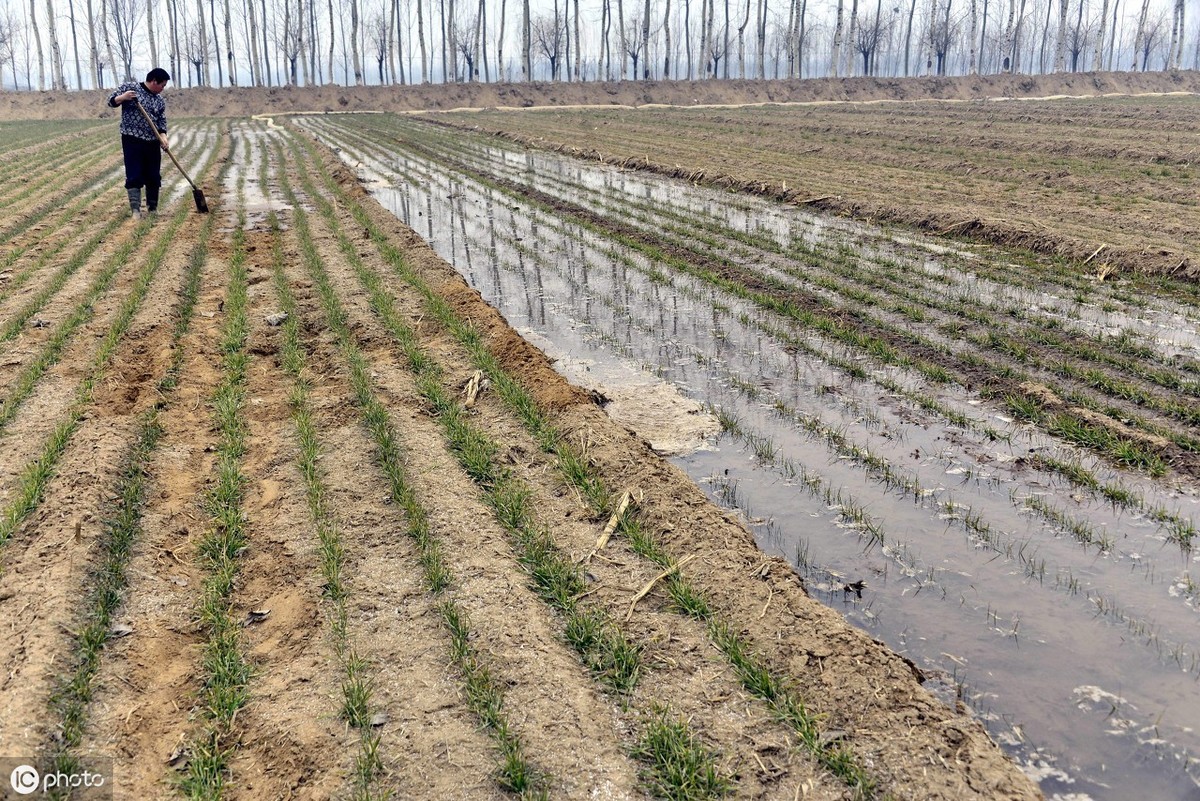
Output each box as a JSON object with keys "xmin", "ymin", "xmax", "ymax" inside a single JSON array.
[{"xmin": 297, "ymin": 112, "xmax": 1200, "ymax": 801}]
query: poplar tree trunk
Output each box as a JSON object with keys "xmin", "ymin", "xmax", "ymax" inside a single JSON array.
[
  {"xmin": 46, "ymin": 0, "xmax": 65, "ymax": 88},
  {"xmin": 102, "ymin": 6, "xmax": 117, "ymax": 85},
  {"xmin": 146, "ymin": 0, "xmax": 158, "ymax": 71},
  {"xmin": 904, "ymin": 0, "xmax": 916, "ymax": 74},
  {"xmin": 68, "ymin": 0, "xmax": 84, "ymax": 87},
  {"xmin": 168, "ymin": 0, "xmax": 180, "ymax": 82},
  {"xmin": 1011, "ymin": 0, "xmax": 1027, "ymax": 69},
  {"xmin": 978, "ymin": 0, "xmax": 989, "ymax": 71},
  {"xmin": 831, "ymin": 0, "xmax": 844, "ymax": 77},
  {"xmin": 224, "ymin": 0, "xmax": 236, "ymax": 83},
  {"xmin": 1132, "ymin": 0, "xmax": 1150, "ymax": 68},
  {"xmin": 1053, "ymin": 0, "xmax": 1067, "ymax": 71},
  {"xmin": 663, "ymin": 0, "xmax": 671, "ymax": 78},
  {"xmin": 573, "ymin": 0, "xmax": 581, "ymax": 79},
  {"xmin": 722, "ymin": 0, "xmax": 730, "ymax": 77},
  {"xmin": 262, "ymin": 0, "xmax": 273, "ymax": 84},
  {"xmin": 641, "ymin": 0, "xmax": 650, "ymax": 77},
  {"xmin": 756, "ymin": 0, "xmax": 766, "ymax": 78},
  {"xmin": 195, "ymin": 0, "xmax": 208, "ymax": 84},
  {"xmin": 86, "ymin": 0, "xmax": 99, "ymax": 86},
  {"xmin": 245, "ymin": 0, "xmax": 259, "ymax": 84},
  {"xmin": 968, "ymin": 0, "xmax": 977, "ymax": 72},
  {"xmin": 617, "ymin": 0, "xmax": 626, "ymax": 77},
  {"xmin": 497, "ymin": 0, "xmax": 506, "ymax": 79},
  {"xmin": 1093, "ymin": 0, "xmax": 1109, "ymax": 70},
  {"xmin": 351, "ymin": 0, "xmax": 362, "ymax": 83},
  {"xmin": 416, "ymin": 0, "xmax": 428, "ymax": 81},
  {"xmin": 296, "ymin": 0, "xmax": 307, "ymax": 84},
  {"xmin": 209, "ymin": 0, "xmax": 222, "ymax": 84},
  {"xmin": 1001, "ymin": 0, "xmax": 1016, "ymax": 70},
  {"xmin": 521, "ymin": 0, "xmax": 530, "ymax": 79},
  {"xmin": 29, "ymin": 0, "xmax": 45, "ymax": 90},
  {"xmin": 844, "ymin": 0, "xmax": 857, "ymax": 75}
]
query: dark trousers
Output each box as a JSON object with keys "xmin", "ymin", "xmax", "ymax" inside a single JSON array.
[{"xmin": 122, "ymin": 134, "xmax": 162, "ymax": 209}]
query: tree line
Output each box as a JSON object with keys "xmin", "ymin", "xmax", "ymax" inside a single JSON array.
[{"xmin": 0, "ymin": 0, "xmax": 1194, "ymax": 91}]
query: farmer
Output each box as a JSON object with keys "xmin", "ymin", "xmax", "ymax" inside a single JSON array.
[{"xmin": 107, "ymin": 68, "xmax": 171, "ymax": 218}]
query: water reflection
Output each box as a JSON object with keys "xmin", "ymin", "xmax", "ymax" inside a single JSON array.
[{"xmin": 301, "ymin": 115, "xmax": 1200, "ymax": 800}]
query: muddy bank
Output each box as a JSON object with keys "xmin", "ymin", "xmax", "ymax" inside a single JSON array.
[{"xmin": 2, "ymin": 69, "xmax": 1198, "ymax": 121}]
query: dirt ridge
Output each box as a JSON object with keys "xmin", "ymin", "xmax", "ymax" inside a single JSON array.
[{"xmin": 2, "ymin": 70, "xmax": 1198, "ymax": 121}]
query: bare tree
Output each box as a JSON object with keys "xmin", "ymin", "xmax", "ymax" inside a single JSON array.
[
  {"xmin": 831, "ymin": 0, "xmax": 844, "ymax": 75},
  {"xmin": 28, "ymin": 0, "xmax": 44, "ymax": 89},
  {"xmin": 844, "ymin": 0, "xmax": 858, "ymax": 74},
  {"xmin": 736, "ymin": 0, "xmax": 750, "ymax": 75},
  {"xmin": 572, "ymin": 0, "xmax": 580, "ymax": 79},
  {"xmin": 67, "ymin": 0, "xmax": 84, "ymax": 86},
  {"xmin": 1064, "ymin": 4, "xmax": 1091, "ymax": 69},
  {"xmin": 0, "ymin": 12, "xmax": 13, "ymax": 88},
  {"xmin": 192, "ymin": 0, "xmax": 207, "ymax": 83},
  {"xmin": 207, "ymin": 0, "xmax": 222, "ymax": 83},
  {"xmin": 1131, "ymin": 0, "xmax": 1150, "ymax": 68},
  {"xmin": 621, "ymin": 11, "xmax": 641, "ymax": 75},
  {"xmin": 415, "ymin": 0, "xmax": 427, "ymax": 81},
  {"xmin": 521, "ymin": 0, "xmax": 529, "ymax": 78},
  {"xmin": 46, "ymin": 0, "xmax": 66, "ymax": 87},
  {"xmin": 1166, "ymin": 0, "xmax": 1184, "ymax": 68},
  {"xmin": 454, "ymin": 9, "xmax": 481, "ymax": 79},
  {"xmin": 350, "ymin": 0, "xmax": 362, "ymax": 81},
  {"xmin": 368, "ymin": 8, "xmax": 387, "ymax": 80},
  {"xmin": 278, "ymin": 0, "xmax": 303, "ymax": 81},
  {"xmin": 663, "ymin": 0, "xmax": 672, "ymax": 78},
  {"xmin": 1052, "ymin": 0, "xmax": 1067, "ymax": 70},
  {"xmin": 109, "ymin": 0, "xmax": 145, "ymax": 80},
  {"xmin": 1092, "ymin": 0, "xmax": 1109, "ymax": 69},
  {"xmin": 639, "ymin": 0, "xmax": 650, "ymax": 76},
  {"xmin": 855, "ymin": 0, "xmax": 890, "ymax": 73},
  {"xmin": 903, "ymin": 0, "xmax": 918, "ymax": 72},
  {"xmin": 929, "ymin": 0, "xmax": 957, "ymax": 72},
  {"xmin": 999, "ymin": 0, "xmax": 1015, "ymax": 69},
  {"xmin": 184, "ymin": 17, "xmax": 208, "ymax": 83},
  {"xmin": 1009, "ymin": 0, "xmax": 1027, "ymax": 70},
  {"xmin": 966, "ymin": 0, "xmax": 977, "ymax": 70},
  {"xmin": 292, "ymin": 0, "xmax": 305, "ymax": 84},
  {"xmin": 1138, "ymin": 10, "xmax": 1167, "ymax": 68},
  {"xmin": 166, "ymin": 0, "xmax": 179, "ymax": 82},
  {"xmin": 87, "ymin": 0, "xmax": 101, "ymax": 85},
  {"xmin": 496, "ymin": 0, "xmax": 505, "ymax": 79},
  {"xmin": 682, "ymin": 0, "xmax": 692, "ymax": 76},
  {"xmin": 531, "ymin": 8, "xmax": 565, "ymax": 77},
  {"xmin": 755, "ymin": 0, "xmax": 766, "ymax": 77},
  {"xmin": 243, "ymin": 0, "xmax": 260, "ymax": 84}
]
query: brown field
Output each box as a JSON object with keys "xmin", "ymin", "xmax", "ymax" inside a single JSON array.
[{"xmin": 1, "ymin": 72, "xmax": 1197, "ymax": 799}]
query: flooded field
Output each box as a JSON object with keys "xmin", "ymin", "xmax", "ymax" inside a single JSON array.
[{"xmin": 300, "ymin": 112, "xmax": 1200, "ymax": 800}]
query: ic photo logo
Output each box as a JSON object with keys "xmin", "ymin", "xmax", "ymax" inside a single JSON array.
[
  {"xmin": 8, "ymin": 766, "xmax": 38, "ymax": 795},
  {"xmin": 2, "ymin": 758, "xmax": 111, "ymax": 799}
]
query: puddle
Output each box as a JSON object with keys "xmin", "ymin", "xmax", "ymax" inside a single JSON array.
[
  {"xmin": 300, "ymin": 114, "xmax": 1200, "ymax": 801},
  {"xmin": 519, "ymin": 326, "xmax": 721, "ymax": 455}
]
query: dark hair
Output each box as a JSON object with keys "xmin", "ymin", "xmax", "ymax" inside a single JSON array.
[{"xmin": 146, "ymin": 67, "xmax": 171, "ymax": 83}]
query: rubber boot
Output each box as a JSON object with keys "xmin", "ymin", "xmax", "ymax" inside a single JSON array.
[
  {"xmin": 127, "ymin": 187, "xmax": 142, "ymax": 218},
  {"xmin": 145, "ymin": 185, "xmax": 159, "ymax": 215}
]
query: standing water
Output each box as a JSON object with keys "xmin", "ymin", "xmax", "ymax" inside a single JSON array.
[{"xmin": 300, "ymin": 114, "xmax": 1200, "ymax": 801}]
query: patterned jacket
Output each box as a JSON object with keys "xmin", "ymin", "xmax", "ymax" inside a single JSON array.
[{"xmin": 107, "ymin": 82, "xmax": 167, "ymax": 141}]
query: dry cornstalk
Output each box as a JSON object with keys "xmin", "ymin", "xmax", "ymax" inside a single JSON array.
[
  {"xmin": 1083, "ymin": 243, "xmax": 1107, "ymax": 265},
  {"xmin": 463, "ymin": 370, "xmax": 484, "ymax": 407},
  {"xmin": 582, "ymin": 489, "xmax": 633, "ymax": 563},
  {"xmin": 625, "ymin": 553, "xmax": 699, "ymax": 621}
]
